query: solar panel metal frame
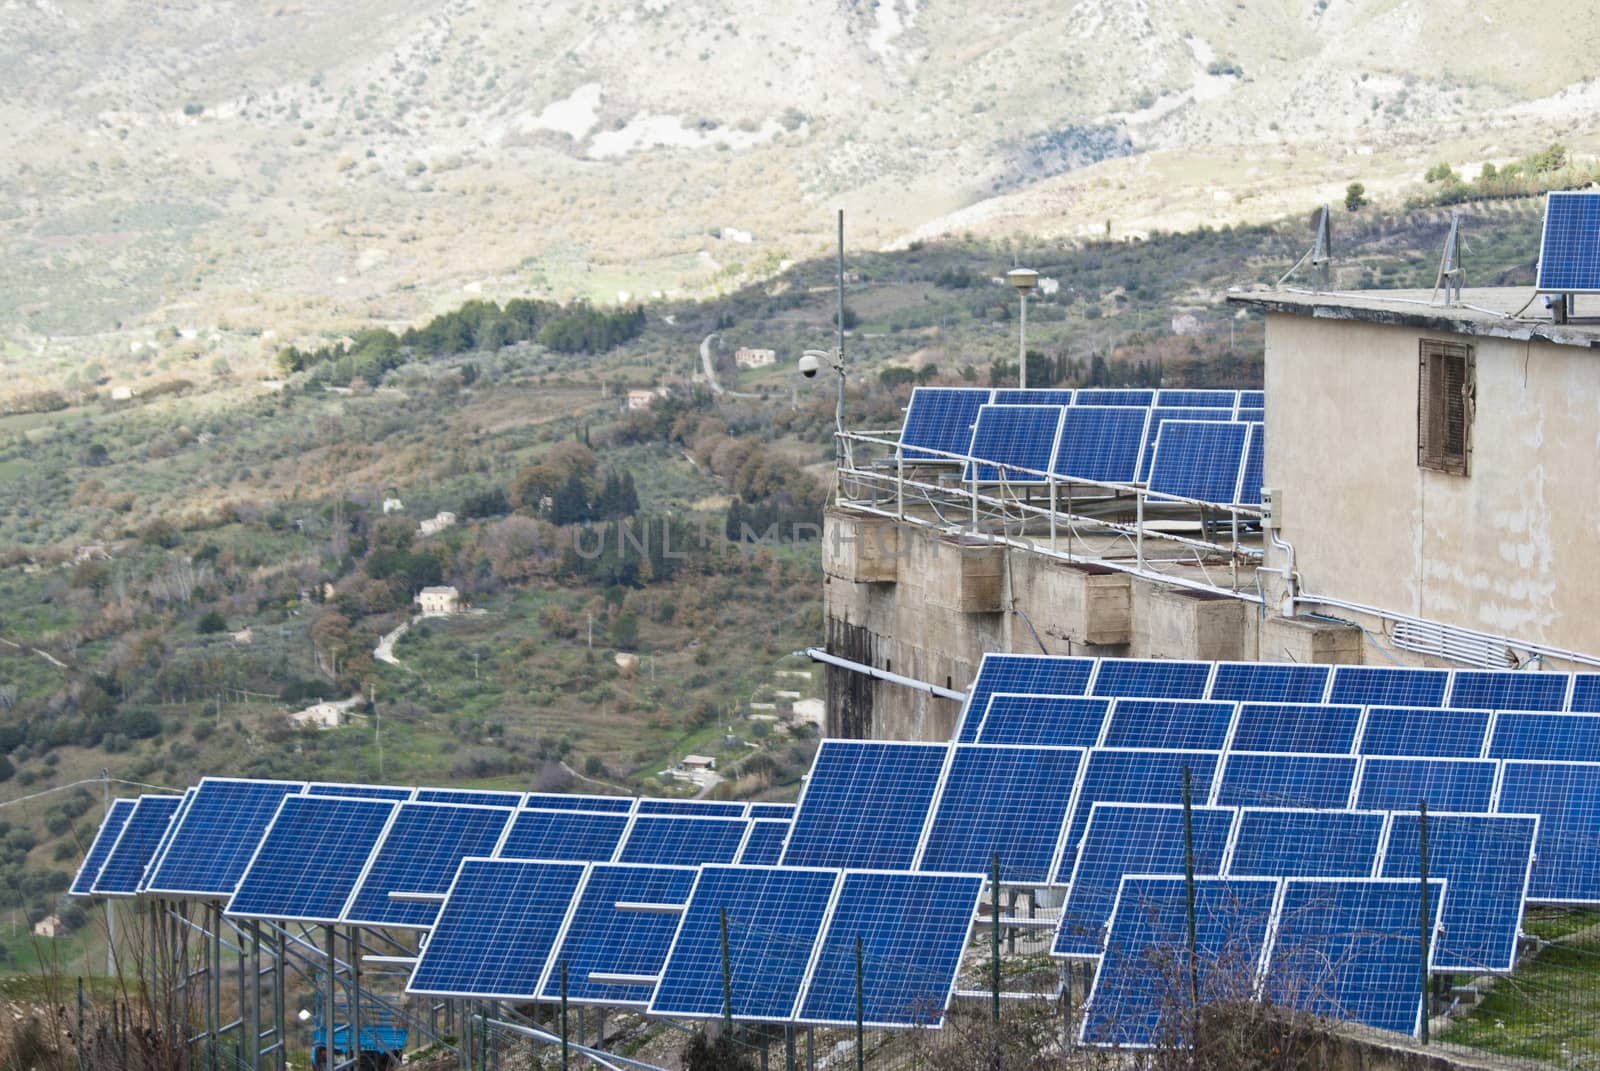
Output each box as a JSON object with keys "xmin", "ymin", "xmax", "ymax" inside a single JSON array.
[
  {"xmin": 898, "ymin": 387, "xmax": 996, "ymax": 461},
  {"xmin": 1328, "ymin": 666, "xmax": 1452, "ymax": 708},
  {"xmin": 1210, "ymin": 752, "xmax": 1360, "ymax": 811},
  {"xmin": 1154, "ymin": 389, "xmax": 1239, "ymax": 409},
  {"xmin": 1090, "ymin": 658, "xmax": 1215, "ymax": 700},
  {"xmin": 1535, "ymin": 191, "xmax": 1600, "ymax": 294},
  {"xmin": 227, "ymin": 794, "xmax": 401, "ymax": 924},
  {"xmin": 1353, "ymin": 756, "xmax": 1498, "ymax": 813},
  {"xmin": 615, "ymin": 814, "xmax": 751, "ymax": 866},
  {"xmin": 142, "ymin": 778, "xmax": 307, "ymax": 900},
  {"xmin": 1227, "ymin": 702, "xmax": 1362, "ymax": 755},
  {"xmin": 1206, "ymin": 662, "xmax": 1333, "ymax": 705},
  {"xmin": 522, "ymin": 793, "xmax": 637, "ymax": 813},
  {"xmin": 1356, "ymin": 706, "xmax": 1492, "ymax": 759},
  {"xmin": 342, "ymin": 801, "xmax": 518, "ymax": 929},
  {"xmin": 636, "ymin": 799, "xmax": 750, "ymax": 818},
  {"xmin": 964, "ymin": 403, "xmax": 1066, "ymax": 484},
  {"xmin": 496, "ymin": 807, "xmax": 633, "ymax": 863},
  {"xmin": 1445, "ymin": 671, "xmax": 1570, "ymax": 713},
  {"xmin": 1062, "ymin": 748, "xmax": 1224, "ymax": 861},
  {"xmin": 136, "ymin": 787, "xmax": 195, "ymax": 893},
  {"xmin": 954, "ymin": 654, "xmax": 1097, "ymax": 743},
  {"xmin": 1072, "ymin": 389, "xmax": 1154, "ymax": 407},
  {"xmin": 1050, "ymin": 405, "xmax": 1153, "ymax": 485},
  {"xmin": 993, "ymin": 388, "xmax": 1075, "ymax": 406},
  {"xmin": 71, "ymin": 798, "xmax": 138, "ymax": 897},
  {"xmin": 737, "ymin": 820, "xmax": 791, "ymax": 866},
  {"xmin": 975, "ymin": 692, "xmax": 1111, "ymax": 747},
  {"xmin": 415, "ymin": 788, "xmax": 526, "ymax": 807},
  {"xmin": 1495, "ymin": 759, "xmax": 1600, "ymax": 904},
  {"xmin": 1135, "ymin": 407, "xmax": 1237, "ymax": 483},
  {"xmin": 781, "ymin": 740, "xmax": 953, "ymax": 870},
  {"xmin": 93, "ymin": 794, "xmax": 187, "ymax": 898},
  {"xmin": 1145, "ymin": 419, "xmax": 1250, "ymax": 506},
  {"xmin": 1237, "ymin": 422, "xmax": 1265, "ymax": 507},
  {"xmin": 1100, "ymin": 697, "xmax": 1239, "ymax": 752},
  {"xmin": 1488, "ymin": 712, "xmax": 1600, "ymax": 762},
  {"xmin": 1223, "ymin": 807, "xmax": 1387, "ymax": 880},
  {"xmin": 303, "ymin": 782, "xmax": 417, "ymax": 801}
]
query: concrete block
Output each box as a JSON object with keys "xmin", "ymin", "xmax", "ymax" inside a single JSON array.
[
  {"xmin": 1261, "ymin": 613, "xmax": 1364, "ymax": 665},
  {"xmin": 1033, "ymin": 562, "xmax": 1132, "ymax": 646},
  {"xmin": 1134, "ymin": 580, "xmax": 1246, "ymax": 661},
  {"xmin": 922, "ymin": 536, "xmax": 1004, "ymax": 614},
  {"xmin": 823, "ymin": 509, "xmax": 899, "ymax": 583}
]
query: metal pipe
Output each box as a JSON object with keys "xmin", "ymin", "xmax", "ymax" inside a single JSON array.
[{"xmin": 801, "ymin": 648, "xmax": 966, "ymax": 701}]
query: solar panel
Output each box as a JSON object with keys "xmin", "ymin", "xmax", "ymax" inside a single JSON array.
[
  {"xmin": 782, "ymin": 742, "xmax": 948, "ymax": 869},
  {"xmin": 540, "ymin": 863, "xmax": 699, "ymax": 1007},
  {"xmin": 305, "ymin": 782, "xmax": 415, "ymax": 801},
  {"xmin": 1381, "ymin": 812, "xmax": 1537, "ymax": 973},
  {"xmin": 796, "ymin": 870, "xmax": 983, "ymax": 1028},
  {"xmin": 1568, "ymin": 675, "xmax": 1600, "ymax": 713},
  {"xmin": 1489, "ymin": 713, "xmax": 1600, "ymax": 762},
  {"xmin": 143, "ymin": 779, "xmax": 305, "ymax": 898},
  {"xmin": 1091, "ymin": 659, "xmax": 1212, "ymax": 700},
  {"xmin": 1357, "ymin": 707, "xmax": 1491, "ymax": 758},
  {"xmin": 1446, "ymin": 671, "xmax": 1568, "ymax": 712},
  {"xmin": 1226, "ymin": 809, "xmax": 1384, "ymax": 879},
  {"xmin": 1212, "ymin": 753, "xmax": 1357, "ymax": 810},
  {"xmin": 1064, "ymin": 750, "xmax": 1221, "ymax": 856},
  {"xmin": 137, "ymin": 787, "xmax": 194, "ymax": 891},
  {"xmin": 994, "ymin": 388, "xmax": 1075, "ymax": 406},
  {"xmin": 498, "ymin": 809, "xmax": 630, "ymax": 862},
  {"xmin": 965, "ymin": 404, "xmax": 1065, "ymax": 483},
  {"xmin": 1239, "ymin": 390, "xmax": 1265, "ymax": 408},
  {"xmin": 1155, "ymin": 390, "xmax": 1238, "ymax": 409},
  {"xmin": 1236, "ymin": 406, "xmax": 1266, "ymax": 423},
  {"xmin": 1074, "ymin": 389, "xmax": 1154, "ymax": 407},
  {"xmin": 1208, "ymin": 663, "xmax": 1331, "ymax": 705},
  {"xmin": 1082, "ymin": 876, "xmax": 1279, "ymax": 1048},
  {"xmin": 737, "ymin": 820, "xmax": 790, "ymax": 866},
  {"xmin": 1354, "ymin": 758, "xmax": 1497, "ymax": 813},
  {"xmin": 1146, "ymin": 420, "xmax": 1249, "ymax": 505},
  {"xmin": 899, "ymin": 387, "xmax": 994, "ymax": 461},
  {"xmin": 1536, "ymin": 191, "xmax": 1600, "ymax": 293},
  {"xmin": 1135, "ymin": 408, "xmax": 1235, "ymax": 482},
  {"xmin": 1328, "ymin": 667, "xmax": 1449, "ymax": 708},
  {"xmin": 617, "ymin": 816, "xmax": 750, "ymax": 866},
  {"xmin": 1051, "ymin": 406, "xmax": 1151, "ymax": 484},
  {"xmin": 1101, "ymin": 699, "xmax": 1236, "ymax": 751},
  {"xmin": 1265, "ymin": 877, "xmax": 1445, "ymax": 1038},
  {"xmin": 407, "ymin": 859, "xmax": 587, "ymax": 1000},
  {"xmin": 649, "ymin": 865, "xmax": 841, "ymax": 1022},
  {"xmin": 228, "ymin": 795, "xmax": 398, "ymax": 923},
  {"xmin": 917, "ymin": 745, "xmax": 1084, "ymax": 884},
  {"xmin": 92, "ymin": 795, "xmax": 185, "ymax": 896},
  {"xmin": 975, "ymin": 693, "xmax": 1110, "ymax": 747},
  {"xmin": 956, "ymin": 655, "xmax": 1096, "ymax": 743},
  {"xmin": 523, "ymin": 794, "xmax": 635, "ymax": 813},
  {"xmin": 1237, "ymin": 423, "xmax": 1264, "ymax": 506},
  {"xmin": 416, "ymin": 789, "xmax": 525, "ymax": 807},
  {"xmin": 1496, "ymin": 761, "xmax": 1600, "ymax": 903},
  {"xmin": 71, "ymin": 798, "xmax": 137, "ymax": 896},
  {"xmin": 1053, "ymin": 804, "xmax": 1235, "ymax": 957},
  {"xmin": 748, "ymin": 803, "xmax": 796, "ymax": 821},
  {"xmin": 1229, "ymin": 703, "xmax": 1361, "ymax": 754},
  {"xmin": 637, "ymin": 799, "xmax": 750, "ymax": 818},
  {"xmin": 344, "ymin": 802, "xmax": 515, "ymax": 928}
]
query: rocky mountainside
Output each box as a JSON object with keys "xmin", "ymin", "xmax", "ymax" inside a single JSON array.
[{"xmin": 1, "ymin": 0, "xmax": 1596, "ymax": 380}]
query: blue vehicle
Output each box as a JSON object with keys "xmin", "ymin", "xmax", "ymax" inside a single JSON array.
[{"xmin": 312, "ymin": 999, "xmax": 407, "ymax": 1070}]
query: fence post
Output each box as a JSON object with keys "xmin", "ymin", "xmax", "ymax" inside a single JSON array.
[
  {"xmin": 855, "ymin": 936, "xmax": 865, "ymax": 1071},
  {"xmin": 560, "ymin": 962, "xmax": 569, "ymax": 1071},
  {"xmin": 720, "ymin": 907, "xmax": 734, "ymax": 1035},
  {"xmin": 1182, "ymin": 764, "xmax": 1199, "ymax": 1042},
  {"xmin": 1418, "ymin": 800, "xmax": 1431, "ymax": 1045},
  {"xmin": 991, "ymin": 853, "xmax": 1001, "ymax": 1023}
]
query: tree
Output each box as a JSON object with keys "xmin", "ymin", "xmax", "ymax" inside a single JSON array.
[
  {"xmin": 197, "ymin": 610, "xmax": 227, "ymax": 634},
  {"xmin": 1344, "ymin": 182, "xmax": 1367, "ymax": 212}
]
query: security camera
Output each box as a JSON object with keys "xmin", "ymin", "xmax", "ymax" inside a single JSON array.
[{"xmin": 798, "ymin": 352, "xmax": 821, "ymax": 378}]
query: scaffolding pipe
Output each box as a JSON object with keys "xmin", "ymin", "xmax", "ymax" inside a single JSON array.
[{"xmin": 801, "ymin": 648, "xmax": 966, "ymax": 701}]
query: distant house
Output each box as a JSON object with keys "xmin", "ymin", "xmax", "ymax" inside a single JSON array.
[
  {"xmin": 418, "ymin": 511, "xmax": 457, "ymax": 537},
  {"xmin": 32, "ymin": 915, "xmax": 63, "ymax": 938},
  {"xmin": 734, "ymin": 347, "xmax": 777, "ymax": 369},
  {"xmin": 680, "ymin": 754, "xmax": 716, "ymax": 772},
  {"xmin": 416, "ymin": 585, "xmax": 460, "ymax": 616},
  {"xmin": 382, "ymin": 498, "xmax": 405, "ymax": 514},
  {"xmin": 288, "ymin": 695, "xmax": 363, "ymax": 730},
  {"xmin": 110, "ymin": 386, "xmax": 135, "ymax": 402},
  {"xmin": 626, "ymin": 389, "xmax": 660, "ymax": 411}
]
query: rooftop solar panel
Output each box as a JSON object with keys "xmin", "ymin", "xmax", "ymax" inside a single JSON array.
[
  {"xmin": 975, "ymin": 693, "xmax": 1111, "ymax": 747},
  {"xmin": 540, "ymin": 863, "xmax": 699, "ymax": 1007},
  {"xmin": 1229, "ymin": 703, "xmax": 1361, "ymax": 754},
  {"xmin": 748, "ymin": 803, "xmax": 796, "ymax": 821},
  {"xmin": 1536, "ymin": 191, "xmax": 1600, "ymax": 293},
  {"xmin": 91, "ymin": 795, "xmax": 183, "ymax": 897},
  {"xmin": 1265, "ymin": 877, "xmax": 1445, "ymax": 1038},
  {"xmin": 228, "ymin": 795, "xmax": 398, "ymax": 923},
  {"xmin": 1381, "ymin": 812, "xmax": 1536, "ymax": 973},
  {"xmin": 1208, "ymin": 664, "xmax": 1332, "ymax": 705},
  {"xmin": 1446, "ymin": 671, "xmax": 1569, "ymax": 713},
  {"xmin": 1082, "ymin": 876, "xmax": 1279, "ymax": 1048},
  {"xmin": 1053, "ymin": 803, "xmax": 1235, "ymax": 957},
  {"xmin": 1101, "ymin": 699, "xmax": 1236, "ymax": 751},
  {"xmin": 522, "ymin": 793, "xmax": 636, "ymax": 813},
  {"xmin": 965, "ymin": 404, "xmax": 1065, "ymax": 483},
  {"xmin": 1212, "ymin": 753, "xmax": 1357, "ymax": 810},
  {"xmin": 1226, "ymin": 809, "xmax": 1384, "ymax": 879},
  {"xmin": 956, "ymin": 655, "xmax": 1096, "ymax": 743},
  {"xmin": 1051, "ymin": 406, "xmax": 1151, "ymax": 485},
  {"xmin": 649, "ymin": 865, "xmax": 841, "ymax": 1022},
  {"xmin": 1489, "ymin": 713, "xmax": 1600, "ymax": 762},
  {"xmin": 1239, "ymin": 390, "xmax": 1265, "ymax": 408},
  {"xmin": 782, "ymin": 741, "xmax": 948, "ymax": 869},
  {"xmin": 416, "ymin": 789, "xmax": 525, "ymax": 807},
  {"xmin": 407, "ymin": 859, "xmax": 587, "ymax": 1001},
  {"xmin": 1328, "ymin": 667, "xmax": 1450, "ymax": 709},
  {"xmin": 899, "ymin": 388, "xmax": 995, "ymax": 461},
  {"xmin": 1074, "ymin": 389, "xmax": 1154, "ymax": 407},
  {"xmin": 1357, "ymin": 707, "xmax": 1491, "ymax": 759},
  {"xmin": 797, "ymin": 870, "xmax": 983, "ymax": 1028},
  {"xmin": 637, "ymin": 799, "xmax": 749, "ymax": 818},
  {"xmin": 1091, "ymin": 659, "xmax": 1213, "ymax": 700},
  {"xmin": 1354, "ymin": 758, "xmax": 1497, "ymax": 813},
  {"xmin": 1064, "ymin": 750, "xmax": 1221, "ymax": 857},
  {"xmin": 1155, "ymin": 390, "xmax": 1239, "ymax": 409},
  {"xmin": 617, "ymin": 816, "xmax": 750, "ymax": 866},
  {"xmin": 1135, "ymin": 408, "xmax": 1236, "ymax": 482},
  {"xmin": 304, "ymin": 782, "xmax": 415, "ymax": 801},
  {"xmin": 1146, "ymin": 420, "xmax": 1249, "ymax": 505},
  {"xmin": 1496, "ymin": 761, "xmax": 1600, "ymax": 903},
  {"xmin": 994, "ymin": 389, "xmax": 1075, "ymax": 406},
  {"xmin": 70, "ymin": 798, "xmax": 136, "ymax": 897},
  {"xmin": 1568, "ymin": 675, "xmax": 1600, "ymax": 713},
  {"xmin": 344, "ymin": 802, "xmax": 516, "ymax": 928},
  {"xmin": 143, "ymin": 779, "xmax": 305, "ymax": 898},
  {"xmin": 1237, "ymin": 423, "xmax": 1265, "ymax": 507},
  {"xmin": 498, "ymin": 809, "xmax": 630, "ymax": 862},
  {"xmin": 917, "ymin": 744, "xmax": 1084, "ymax": 884},
  {"xmin": 737, "ymin": 820, "xmax": 790, "ymax": 866}
]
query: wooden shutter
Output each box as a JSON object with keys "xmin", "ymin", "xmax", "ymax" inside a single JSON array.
[{"xmin": 1417, "ymin": 339, "xmax": 1472, "ymax": 475}]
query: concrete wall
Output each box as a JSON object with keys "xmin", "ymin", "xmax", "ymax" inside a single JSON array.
[{"xmin": 1264, "ymin": 314, "xmax": 1600, "ymax": 657}]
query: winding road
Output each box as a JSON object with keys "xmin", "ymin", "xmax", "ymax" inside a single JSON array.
[{"xmin": 699, "ymin": 332, "xmax": 761, "ymax": 399}]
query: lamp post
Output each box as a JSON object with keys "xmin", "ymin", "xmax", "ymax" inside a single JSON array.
[{"xmin": 1007, "ymin": 267, "xmax": 1039, "ymax": 389}]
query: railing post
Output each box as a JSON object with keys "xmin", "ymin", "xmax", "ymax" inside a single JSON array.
[{"xmin": 1136, "ymin": 488, "xmax": 1146, "ymax": 572}]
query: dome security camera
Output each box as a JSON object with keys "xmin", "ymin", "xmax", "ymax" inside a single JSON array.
[{"xmin": 798, "ymin": 352, "xmax": 821, "ymax": 378}]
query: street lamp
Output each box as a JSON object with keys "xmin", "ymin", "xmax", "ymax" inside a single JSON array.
[{"xmin": 1006, "ymin": 267, "xmax": 1039, "ymax": 390}]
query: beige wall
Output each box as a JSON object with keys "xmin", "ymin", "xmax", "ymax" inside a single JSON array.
[{"xmin": 1265, "ymin": 313, "xmax": 1600, "ymax": 655}]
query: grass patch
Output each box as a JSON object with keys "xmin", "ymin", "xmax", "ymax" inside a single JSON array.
[{"xmin": 1440, "ymin": 934, "xmax": 1600, "ymax": 1063}]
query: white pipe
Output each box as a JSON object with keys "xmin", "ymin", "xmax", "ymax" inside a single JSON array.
[{"xmin": 803, "ymin": 648, "xmax": 966, "ymax": 701}]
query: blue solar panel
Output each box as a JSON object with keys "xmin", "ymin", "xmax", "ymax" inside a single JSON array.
[
  {"xmin": 1082, "ymin": 876, "xmax": 1279, "ymax": 1047},
  {"xmin": 956, "ymin": 655, "xmax": 1096, "ymax": 743},
  {"xmin": 994, "ymin": 389, "xmax": 1075, "ymax": 406},
  {"xmin": 1230, "ymin": 703, "xmax": 1361, "ymax": 754},
  {"xmin": 1101, "ymin": 699, "xmax": 1236, "ymax": 751},
  {"xmin": 540, "ymin": 863, "xmax": 699, "ymax": 1007},
  {"xmin": 1065, "ymin": 750, "xmax": 1221, "ymax": 854},
  {"xmin": 1052, "ymin": 406, "xmax": 1151, "ymax": 484},
  {"xmin": 523, "ymin": 794, "xmax": 635, "ymax": 813},
  {"xmin": 965, "ymin": 404, "xmax": 1065, "ymax": 483},
  {"xmin": 1208, "ymin": 663, "xmax": 1331, "ymax": 705},
  {"xmin": 71, "ymin": 799, "xmax": 136, "ymax": 896},
  {"xmin": 1237, "ymin": 406, "xmax": 1265, "ymax": 423},
  {"xmin": 1074, "ymin": 389, "xmax": 1154, "ymax": 407},
  {"xmin": 1265, "ymin": 877, "xmax": 1445, "ymax": 1038},
  {"xmin": 797, "ymin": 871, "xmax": 983, "ymax": 1028},
  {"xmin": 1354, "ymin": 758, "xmax": 1497, "ymax": 813},
  {"xmin": 1358, "ymin": 707, "xmax": 1491, "ymax": 758},
  {"xmin": 228, "ymin": 795, "xmax": 397, "ymax": 922},
  {"xmin": 1213, "ymin": 753, "xmax": 1357, "ymax": 809},
  {"xmin": 918, "ymin": 745, "xmax": 1084, "ymax": 884},
  {"xmin": 92, "ymin": 795, "xmax": 185, "ymax": 896},
  {"xmin": 1489, "ymin": 713, "xmax": 1600, "ymax": 762},
  {"xmin": 1226, "ymin": 809, "xmax": 1384, "ymax": 878},
  {"xmin": 650, "ymin": 865, "xmax": 841, "ymax": 1022},
  {"xmin": 305, "ymin": 782, "xmax": 415, "ymax": 801},
  {"xmin": 782, "ymin": 742, "xmax": 948, "ymax": 869},
  {"xmin": 144, "ymin": 779, "xmax": 305, "ymax": 898},
  {"xmin": 1146, "ymin": 420, "xmax": 1249, "ymax": 505},
  {"xmin": 1328, "ymin": 667, "xmax": 1449, "ymax": 708},
  {"xmin": 137, "ymin": 788, "xmax": 193, "ymax": 891},
  {"xmin": 637, "ymin": 799, "xmax": 749, "ymax": 818},
  {"xmin": 1092, "ymin": 659, "xmax": 1212, "ymax": 700},
  {"xmin": 1239, "ymin": 390, "xmax": 1265, "ymax": 408},
  {"xmin": 1446, "ymin": 671, "xmax": 1568, "ymax": 712},
  {"xmin": 748, "ymin": 803, "xmax": 796, "ymax": 821},
  {"xmin": 1381, "ymin": 812, "xmax": 1536, "ymax": 973},
  {"xmin": 1238, "ymin": 423, "xmax": 1264, "ymax": 506},
  {"xmin": 1135, "ymin": 408, "xmax": 1235, "ymax": 482},
  {"xmin": 1536, "ymin": 191, "xmax": 1600, "ymax": 293},
  {"xmin": 738, "ymin": 820, "xmax": 790, "ymax": 865},
  {"xmin": 1053, "ymin": 804, "xmax": 1235, "ymax": 957},
  {"xmin": 899, "ymin": 388, "xmax": 994, "ymax": 461},
  {"xmin": 976, "ymin": 693, "xmax": 1110, "ymax": 746},
  {"xmin": 408, "ymin": 859, "xmax": 586, "ymax": 1000},
  {"xmin": 498, "ymin": 809, "xmax": 630, "ymax": 861},
  {"xmin": 1155, "ymin": 390, "xmax": 1238, "ymax": 409},
  {"xmin": 416, "ymin": 789, "xmax": 525, "ymax": 807},
  {"xmin": 1568, "ymin": 675, "xmax": 1600, "ymax": 713},
  {"xmin": 618, "ymin": 816, "xmax": 750, "ymax": 866},
  {"xmin": 1497, "ymin": 761, "xmax": 1600, "ymax": 903},
  {"xmin": 344, "ymin": 802, "xmax": 515, "ymax": 928}
]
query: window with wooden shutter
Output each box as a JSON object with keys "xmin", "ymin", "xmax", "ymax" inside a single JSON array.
[{"xmin": 1417, "ymin": 339, "xmax": 1473, "ymax": 475}]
